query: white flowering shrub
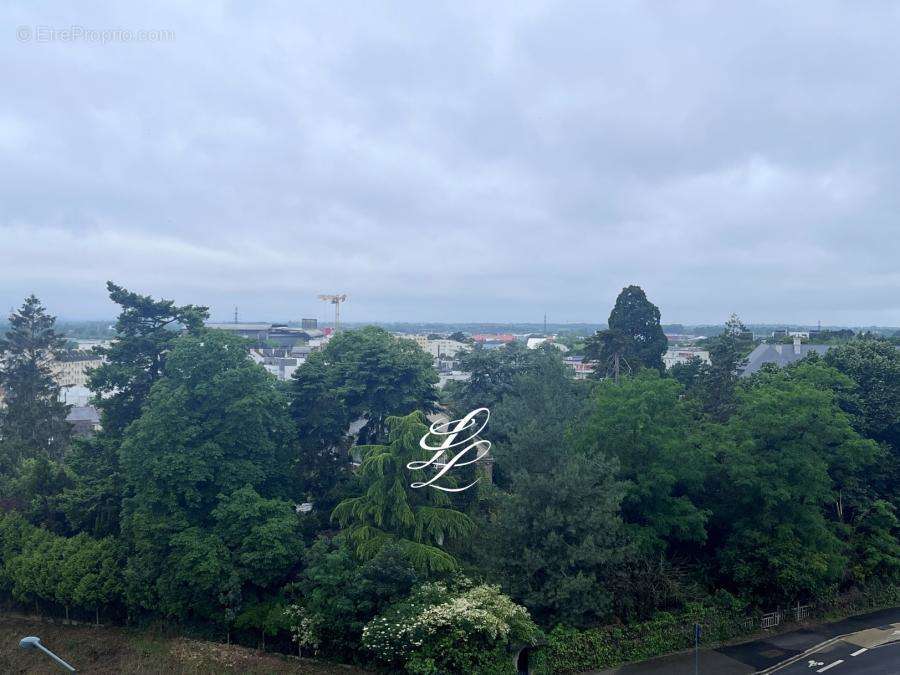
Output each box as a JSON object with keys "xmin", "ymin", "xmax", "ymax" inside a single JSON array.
[
  {"xmin": 285, "ymin": 604, "xmax": 321, "ymax": 656},
  {"xmin": 362, "ymin": 577, "xmax": 542, "ymax": 674}
]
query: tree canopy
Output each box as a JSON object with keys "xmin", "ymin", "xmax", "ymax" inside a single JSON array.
[{"xmin": 584, "ymin": 285, "xmax": 667, "ymax": 377}]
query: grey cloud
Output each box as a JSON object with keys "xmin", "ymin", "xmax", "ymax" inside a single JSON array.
[{"xmin": 0, "ymin": 1, "xmax": 897, "ymax": 325}]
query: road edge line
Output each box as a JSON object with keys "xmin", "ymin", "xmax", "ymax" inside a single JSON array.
[{"xmin": 755, "ymin": 635, "xmax": 845, "ymax": 674}]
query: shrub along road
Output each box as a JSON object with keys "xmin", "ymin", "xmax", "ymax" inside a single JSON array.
[{"xmin": 592, "ymin": 607, "xmax": 900, "ymax": 675}]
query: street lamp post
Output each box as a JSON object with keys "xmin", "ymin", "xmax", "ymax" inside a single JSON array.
[{"xmin": 19, "ymin": 636, "xmax": 77, "ymax": 672}]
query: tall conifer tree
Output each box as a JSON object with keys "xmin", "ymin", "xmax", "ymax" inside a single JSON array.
[{"xmin": 0, "ymin": 296, "xmax": 71, "ymax": 462}]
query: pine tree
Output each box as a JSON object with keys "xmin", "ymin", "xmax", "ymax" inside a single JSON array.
[
  {"xmin": 332, "ymin": 411, "xmax": 476, "ymax": 574},
  {"xmin": 0, "ymin": 296, "xmax": 71, "ymax": 462},
  {"xmin": 88, "ymin": 281, "xmax": 208, "ymax": 436}
]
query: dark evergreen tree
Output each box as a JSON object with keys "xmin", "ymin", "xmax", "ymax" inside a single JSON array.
[
  {"xmin": 332, "ymin": 411, "xmax": 475, "ymax": 574},
  {"xmin": 0, "ymin": 296, "xmax": 71, "ymax": 462},
  {"xmin": 584, "ymin": 285, "xmax": 667, "ymax": 377},
  {"xmin": 480, "ymin": 452, "xmax": 630, "ymax": 627},
  {"xmin": 88, "ymin": 281, "xmax": 208, "ymax": 436}
]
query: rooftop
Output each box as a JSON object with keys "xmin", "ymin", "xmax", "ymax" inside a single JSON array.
[{"xmin": 740, "ymin": 343, "xmax": 830, "ymax": 377}]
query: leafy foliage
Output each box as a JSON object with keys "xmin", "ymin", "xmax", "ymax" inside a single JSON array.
[
  {"xmin": 578, "ymin": 372, "xmax": 710, "ymax": 554},
  {"xmin": 332, "ymin": 412, "xmax": 475, "ymax": 573},
  {"xmin": 706, "ymin": 364, "xmax": 880, "ymax": 602},
  {"xmin": 480, "ymin": 453, "xmax": 630, "ymax": 627},
  {"xmin": 361, "ymin": 578, "xmax": 542, "ymax": 674},
  {"xmin": 119, "ymin": 330, "xmax": 300, "ymax": 620},
  {"xmin": 292, "ymin": 326, "xmax": 438, "ymax": 447},
  {"xmin": 287, "ymin": 537, "xmax": 419, "ymax": 659}
]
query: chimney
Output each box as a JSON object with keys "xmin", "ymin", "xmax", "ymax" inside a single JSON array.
[{"xmin": 793, "ymin": 336, "xmax": 802, "ymax": 354}]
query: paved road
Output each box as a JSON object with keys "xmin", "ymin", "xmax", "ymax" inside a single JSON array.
[
  {"xmin": 592, "ymin": 607, "xmax": 900, "ymax": 675},
  {"xmin": 771, "ymin": 622, "xmax": 900, "ymax": 674}
]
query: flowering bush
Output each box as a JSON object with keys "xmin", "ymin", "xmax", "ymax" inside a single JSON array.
[
  {"xmin": 362, "ymin": 577, "xmax": 542, "ymax": 674},
  {"xmin": 285, "ymin": 604, "xmax": 321, "ymax": 656}
]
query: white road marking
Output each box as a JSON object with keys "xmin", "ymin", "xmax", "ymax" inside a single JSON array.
[
  {"xmin": 808, "ymin": 660, "xmax": 824, "ymax": 667},
  {"xmin": 816, "ymin": 660, "xmax": 844, "ymax": 672},
  {"xmin": 850, "ymin": 647, "xmax": 867, "ymax": 656}
]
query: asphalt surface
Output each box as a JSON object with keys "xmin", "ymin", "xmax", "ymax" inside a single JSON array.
[
  {"xmin": 592, "ymin": 607, "xmax": 900, "ymax": 675},
  {"xmin": 772, "ymin": 624, "xmax": 900, "ymax": 675}
]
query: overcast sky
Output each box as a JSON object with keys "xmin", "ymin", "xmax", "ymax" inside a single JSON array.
[{"xmin": 1, "ymin": 2, "xmax": 898, "ymax": 326}]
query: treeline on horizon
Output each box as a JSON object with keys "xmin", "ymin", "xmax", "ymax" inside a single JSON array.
[{"xmin": 0, "ymin": 282, "xmax": 898, "ymax": 674}]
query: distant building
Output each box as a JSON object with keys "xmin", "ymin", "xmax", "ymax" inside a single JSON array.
[
  {"xmin": 472, "ymin": 333, "xmax": 516, "ymax": 344},
  {"xmin": 205, "ymin": 322, "xmax": 324, "ymax": 348},
  {"xmin": 301, "ymin": 318, "xmax": 318, "ymax": 329},
  {"xmin": 563, "ymin": 355, "xmax": 595, "ymax": 380},
  {"xmin": 206, "ymin": 322, "xmax": 272, "ymax": 342},
  {"xmin": 249, "ymin": 344, "xmax": 318, "ymax": 381},
  {"xmin": 663, "ymin": 347, "xmax": 711, "ymax": 369},
  {"xmin": 398, "ymin": 335, "xmax": 472, "ymax": 361},
  {"xmin": 479, "ymin": 340, "xmax": 508, "ymax": 350},
  {"xmin": 741, "ymin": 338, "xmax": 830, "ymax": 377},
  {"xmin": 438, "ymin": 371, "xmax": 470, "ymax": 388},
  {"xmin": 67, "ymin": 405, "xmax": 101, "ymax": 437},
  {"xmin": 51, "ymin": 350, "xmax": 103, "ymax": 388},
  {"xmin": 526, "ymin": 336, "xmax": 569, "ymax": 352},
  {"xmin": 51, "ymin": 350, "xmax": 104, "ymax": 406}
]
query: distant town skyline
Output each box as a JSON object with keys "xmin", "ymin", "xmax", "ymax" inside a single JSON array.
[{"xmin": 2, "ymin": 3, "xmax": 899, "ymax": 325}]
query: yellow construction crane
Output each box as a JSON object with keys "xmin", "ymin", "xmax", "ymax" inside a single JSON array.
[{"xmin": 318, "ymin": 294, "xmax": 348, "ymax": 333}]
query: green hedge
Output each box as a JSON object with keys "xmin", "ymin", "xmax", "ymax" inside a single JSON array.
[
  {"xmin": 0, "ymin": 512, "xmax": 123, "ymax": 620},
  {"xmin": 543, "ymin": 608, "xmax": 753, "ymax": 673}
]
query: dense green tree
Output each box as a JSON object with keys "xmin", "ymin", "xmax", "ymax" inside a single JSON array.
[
  {"xmin": 59, "ymin": 284, "xmax": 208, "ymax": 537},
  {"xmin": 211, "ymin": 486, "xmax": 304, "ymax": 589},
  {"xmin": 848, "ymin": 500, "xmax": 900, "ymax": 584},
  {"xmin": 481, "ymin": 452, "xmax": 629, "ymax": 627},
  {"xmin": 289, "ymin": 537, "xmax": 418, "ymax": 659},
  {"xmin": 445, "ymin": 341, "xmax": 558, "ymax": 414},
  {"xmin": 577, "ymin": 371, "xmax": 709, "ymax": 554},
  {"xmin": 332, "ymin": 411, "xmax": 475, "ymax": 573},
  {"xmin": 8, "ymin": 455, "xmax": 72, "ymax": 534},
  {"xmin": 0, "ymin": 295, "xmax": 71, "ymax": 462},
  {"xmin": 707, "ymin": 367, "xmax": 880, "ymax": 602},
  {"xmin": 88, "ymin": 282, "xmax": 208, "ymax": 436},
  {"xmin": 292, "ymin": 326, "xmax": 437, "ymax": 447},
  {"xmin": 57, "ymin": 435, "xmax": 122, "ymax": 536},
  {"xmin": 584, "ymin": 285, "xmax": 667, "ymax": 377},
  {"xmin": 584, "ymin": 328, "xmax": 633, "ymax": 381},
  {"xmin": 695, "ymin": 314, "xmax": 753, "ymax": 420},
  {"xmin": 669, "ymin": 356, "xmax": 705, "ymax": 391},
  {"xmin": 119, "ymin": 330, "xmax": 300, "ymax": 620},
  {"xmin": 824, "ymin": 338, "xmax": 899, "ymax": 449},
  {"xmin": 0, "ymin": 513, "xmax": 122, "ymax": 623},
  {"xmin": 487, "ymin": 346, "xmax": 588, "ymax": 487},
  {"xmin": 234, "ymin": 596, "xmax": 292, "ymax": 650}
]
